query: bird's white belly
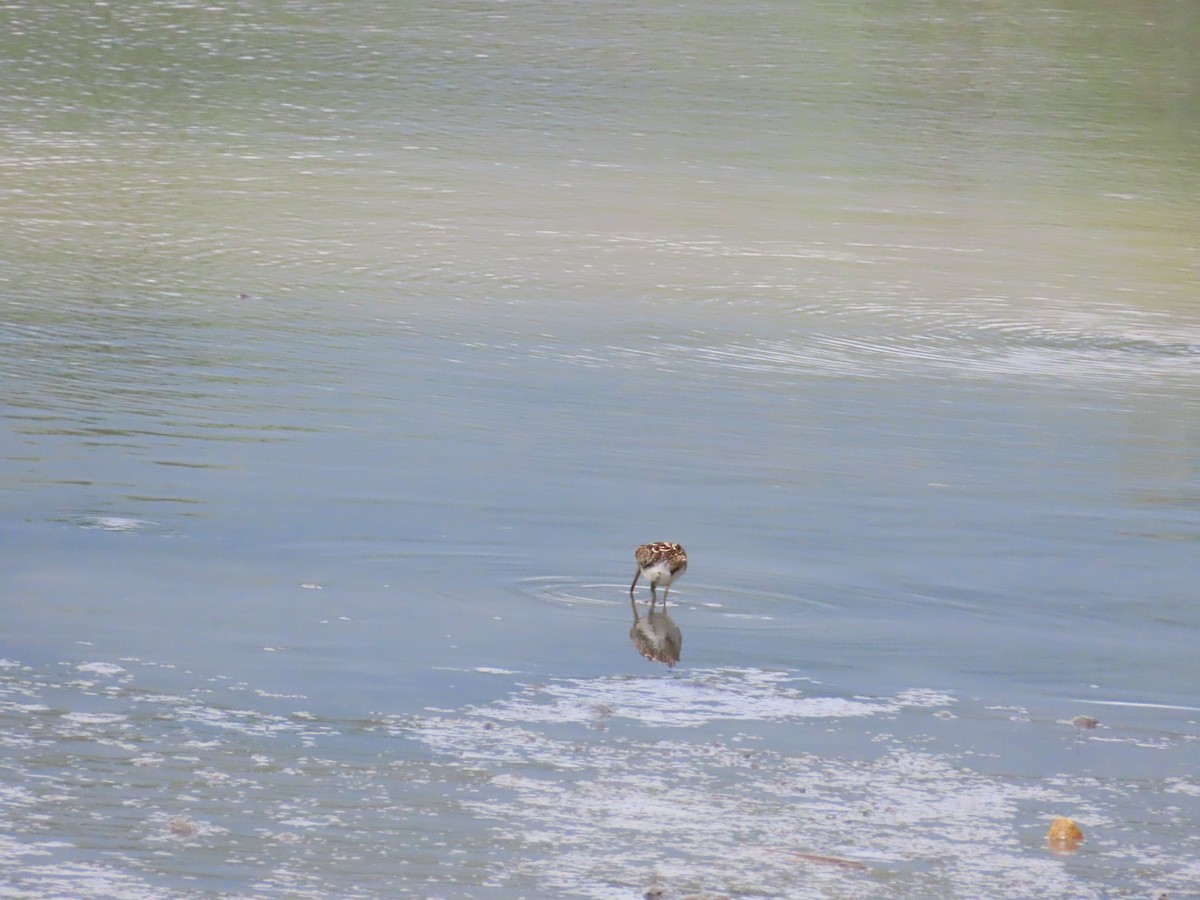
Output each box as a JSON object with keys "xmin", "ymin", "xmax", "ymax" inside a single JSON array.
[{"xmin": 644, "ymin": 560, "xmax": 684, "ymax": 585}]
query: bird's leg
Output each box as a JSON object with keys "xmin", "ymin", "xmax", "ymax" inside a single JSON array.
[
  {"xmin": 649, "ymin": 583, "xmax": 658, "ymax": 610},
  {"xmin": 630, "ymin": 568, "xmax": 641, "ymax": 600},
  {"xmin": 662, "ymin": 586, "xmax": 670, "ymax": 608}
]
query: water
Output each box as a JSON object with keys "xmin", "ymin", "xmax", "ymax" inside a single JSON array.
[{"xmin": 2, "ymin": 1, "xmax": 1199, "ymax": 897}]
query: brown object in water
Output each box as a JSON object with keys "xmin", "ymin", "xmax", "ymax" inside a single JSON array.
[
  {"xmin": 1047, "ymin": 816, "xmax": 1084, "ymax": 852},
  {"xmin": 168, "ymin": 816, "xmax": 199, "ymax": 839}
]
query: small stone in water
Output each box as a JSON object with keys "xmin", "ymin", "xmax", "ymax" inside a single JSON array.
[
  {"xmin": 1071, "ymin": 715, "xmax": 1100, "ymax": 729},
  {"xmin": 168, "ymin": 816, "xmax": 199, "ymax": 839},
  {"xmin": 1047, "ymin": 816, "xmax": 1084, "ymax": 852}
]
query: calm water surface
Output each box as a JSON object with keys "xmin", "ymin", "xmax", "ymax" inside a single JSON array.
[{"xmin": 2, "ymin": 1, "xmax": 1199, "ymax": 897}]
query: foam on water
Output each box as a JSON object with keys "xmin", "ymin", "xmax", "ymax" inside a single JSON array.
[
  {"xmin": 2, "ymin": 655, "xmax": 1197, "ymax": 898},
  {"xmin": 444, "ymin": 668, "xmax": 906, "ymax": 728},
  {"xmin": 73, "ymin": 516, "xmax": 167, "ymax": 534},
  {"xmin": 76, "ymin": 661, "xmax": 127, "ymax": 677}
]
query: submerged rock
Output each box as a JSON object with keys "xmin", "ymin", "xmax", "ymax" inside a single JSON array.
[{"xmin": 168, "ymin": 816, "xmax": 199, "ymax": 840}]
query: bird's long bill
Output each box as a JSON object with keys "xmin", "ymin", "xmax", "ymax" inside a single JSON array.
[{"xmin": 629, "ymin": 567, "xmax": 641, "ymax": 596}]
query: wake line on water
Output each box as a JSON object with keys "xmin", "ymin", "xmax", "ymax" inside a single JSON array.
[{"xmin": 1071, "ymin": 698, "xmax": 1200, "ymax": 713}]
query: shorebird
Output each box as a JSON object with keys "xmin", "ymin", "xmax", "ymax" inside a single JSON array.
[{"xmin": 629, "ymin": 542, "xmax": 687, "ymax": 608}]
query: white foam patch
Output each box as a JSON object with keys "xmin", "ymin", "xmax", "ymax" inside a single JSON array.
[
  {"xmin": 466, "ymin": 668, "xmax": 908, "ymax": 728},
  {"xmin": 409, "ymin": 690, "xmax": 1076, "ymax": 896},
  {"xmin": 61, "ymin": 712, "xmax": 127, "ymax": 726},
  {"xmin": 0, "ymin": 657, "xmax": 1195, "ymax": 898},
  {"xmin": 1166, "ymin": 778, "xmax": 1200, "ymax": 798},
  {"xmin": 75, "ymin": 662, "xmax": 127, "ymax": 677},
  {"xmin": 74, "ymin": 516, "xmax": 161, "ymax": 534},
  {"xmin": 402, "ymin": 667, "xmax": 1198, "ymax": 898},
  {"xmin": 0, "ymin": 859, "xmax": 167, "ymax": 900}
]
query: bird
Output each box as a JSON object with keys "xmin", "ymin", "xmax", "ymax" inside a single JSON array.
[{"xmin": 629, "ymin": 542, "xmax": 687, "ymax": 608}]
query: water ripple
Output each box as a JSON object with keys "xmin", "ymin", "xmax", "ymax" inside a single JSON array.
[{"xmin": 512, "ymin": 575, "xmax": 833, "ymax": 629}]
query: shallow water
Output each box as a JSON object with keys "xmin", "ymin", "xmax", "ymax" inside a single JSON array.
[{"xmin": 2, "ymin": 0, "xmax": 1199, "ymax": 897}]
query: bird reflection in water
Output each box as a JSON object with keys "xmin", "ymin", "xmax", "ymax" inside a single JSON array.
[{"xmin": 629, "ymin": 596, "xmax": 682, "ymax": 668}]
